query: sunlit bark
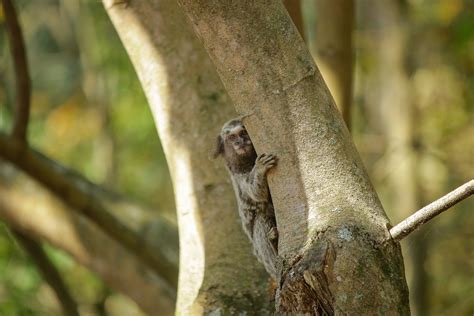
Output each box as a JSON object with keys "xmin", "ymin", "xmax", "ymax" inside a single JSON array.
[
  {"xmin": 177, "ymin": 0, "xmax": 409, "ymax": 313},
  {"xmin": 103, "ymin": 0, "xmax": 273, "ymax": 313}
]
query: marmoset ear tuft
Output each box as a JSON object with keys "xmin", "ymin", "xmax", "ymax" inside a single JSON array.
[{"xmin": 214, "ymin": 135, "xmax": 224, "ymax": 158}]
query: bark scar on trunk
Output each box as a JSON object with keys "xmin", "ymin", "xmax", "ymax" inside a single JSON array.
[
  {"xmin": 282, "ymin": 66, "xmax": 316, "ymax": 92},
  {"xmin": 276, "ymin": 241, "xmax": 335, "ymax": 315}
]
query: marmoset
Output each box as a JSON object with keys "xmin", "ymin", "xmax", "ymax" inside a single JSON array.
[{"xmin": 215, "ymin": 118, "xmax": 279, "ymax": 279}]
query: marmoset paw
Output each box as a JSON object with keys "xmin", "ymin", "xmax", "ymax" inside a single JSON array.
[{"xmin": 256, "ymin": 153, "xmax": 278, "ymax": 173}]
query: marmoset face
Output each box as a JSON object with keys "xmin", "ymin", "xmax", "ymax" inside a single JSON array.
[
  {"xmin": 214, "ymin": 119, "xmax": 257, "ymax": 171},
  {"xmin": 223, "ymin": 123, "xmax": 253, "ymax": 155}
]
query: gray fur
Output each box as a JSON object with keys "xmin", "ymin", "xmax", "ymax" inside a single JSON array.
[{"xmin": 216, "ymin": 119, "xmax": 279, "ymax": 279}]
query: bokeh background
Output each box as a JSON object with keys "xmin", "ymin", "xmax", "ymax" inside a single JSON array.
[{"xmin": 0, "ymin": 0, "xmax": 472, "ymax": 314}]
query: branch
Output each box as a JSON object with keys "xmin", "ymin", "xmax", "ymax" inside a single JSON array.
[
  {"xmin": 12, "ymin": 231, "xmax": 80, "ymax": 316},
  {"xmin": 0, "ymin": 168, "xmax": 176, "ymax": 314},
  {"xmin": 177, "ymin": 1, "xmax": 409, "ymax": 313},
  {"xmin": 1, "ymin": 0, "xmax": 31, "ymax": 141},
  {"xmin": 390, "ymin": 180, "xmax": 474, "ymax": 241},
  {"xmin": 0, "ymin": 133, "xmax": 178, "ymax": 289}
]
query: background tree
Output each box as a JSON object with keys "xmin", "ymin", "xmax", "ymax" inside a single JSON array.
[
  {"xmin": 356, "ymin": 1, "xmax": 426, "ymax": 313},
  {"xmin": 311, "ymin": 0, "xmax": 354, "ymax": 130},
  {"xmin": 355, "ymin": 0, "xmax": 474, "ymax": 314}
]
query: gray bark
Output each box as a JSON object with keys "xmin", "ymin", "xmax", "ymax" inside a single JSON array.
[
  {"xmin": 177, "ymin": 0, "xmax": 410, "ymax": 313},
  {"xmin": 103, "ymin": 0, "xmax": 274, "ymax": 313}
]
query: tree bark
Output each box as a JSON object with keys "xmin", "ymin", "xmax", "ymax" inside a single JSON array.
[
  {"xmin": 103, "ymin": 0, "xmax": 274, "ymax": 313},
  {"xmin": 312, "ymin": 0, "xmax": 354, "ymax": 130},
  {"xmin": 177, "ymin": 1, "xmax": 409, "ymax": 313}
]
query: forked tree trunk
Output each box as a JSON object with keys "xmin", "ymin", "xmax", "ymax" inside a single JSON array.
[
  {"xmin": 177, "ymin": 1, "xmax": 410, "ymax": 314},
  {"xmin": 103, "ymin": 0, "xmax": 273, "ymax": 313}
]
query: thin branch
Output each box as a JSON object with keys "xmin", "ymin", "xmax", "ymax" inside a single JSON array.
[
  {"xmin": 390, "ymin": 180, "xmax": 474, "ymax": 241},
  {"xmin": 1, "ymin": 0, "xmax": 31, "ymax": 142},
  {"xmin": 12, "ymin": 230, "xmax": 80, "ymax": 316},
  {"xmin": 0, "ymin": 133, "xmax": 178, "ymax": 289}
]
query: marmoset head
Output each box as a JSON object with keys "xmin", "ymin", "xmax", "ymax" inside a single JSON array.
[{"xmin": 215, "ymin": 119, "xmax": 257, "ymax": 173}]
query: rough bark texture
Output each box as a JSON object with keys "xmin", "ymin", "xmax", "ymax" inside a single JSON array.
[
  {"xmin": 0, "ymin": 164, "xmax": 176, "ymax": 314},
  {"xmin": 177, "ymin": 1, "xmax": 410, "ymax": 313},
  {"xmin": 313, "ymin": 0, "xmax": 354, "ymax": 130},
  {"xmin": 103, "ymin": 0, "xmax": 273, "ymax": 313}
]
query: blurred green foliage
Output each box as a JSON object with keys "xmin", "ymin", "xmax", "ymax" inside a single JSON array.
[
  {"xmin": 350, "ymin": 1, "xmax": 474, "ymax": 315},
  {"xmin": 0, "ymin": 0, "xmax": 472, "ymax": 314},
  {"xmin": 0, "ymin": 224, "xmax": 61, "ymax": 315},
  {"xmin": 0, "ymin": 0, "xmax": 173, "ymax": 314}
]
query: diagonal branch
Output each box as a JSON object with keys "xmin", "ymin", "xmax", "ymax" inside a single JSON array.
[
  {"xmin": 0, "ymin": 171, "xmax": 176, "ymax": 314},
  {"xmin": 0, "ymin": 133, "xmax": 178, "ymax": 289},
  {"xmin": 12, "ymin": 230, "xmax": 80, "ymax": 316},
  {"xmin": 390, "ymin": 180, "xmax": 474, "ymax": 241},
  {"xmin": 1, "ymin": 0, "xmax": 31, "ymax": 142}
]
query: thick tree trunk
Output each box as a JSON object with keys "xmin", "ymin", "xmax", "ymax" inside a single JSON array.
[
  {"xmin": 103, "ymin": 0, "xmax": 273, "ymax": 313},
  {"xmin": 312, "ymin": 0, "xmax": 354, "ymax": 130},
  {"xmin": 177, "ymin": 1, "xmax": 409, "ymax": 313}
]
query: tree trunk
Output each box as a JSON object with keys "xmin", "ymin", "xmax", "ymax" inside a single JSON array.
[
  {"xmin": 103, "ymin": 0, "xmax": 273, "ymax": 313},
  {"xmin": 177, "ymin": 1, "xmax": 410, "ymax": 314},
  {"xmin": 312, "ymin": 0, "xmax": 354, "ymax": 130},
  {"xmin": 360, "ymin": 1, "xmax": 428, "ymax": 314}
]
